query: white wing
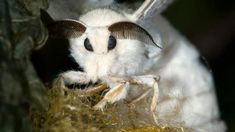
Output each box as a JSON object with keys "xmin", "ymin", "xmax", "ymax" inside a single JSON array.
[
  {"xmin": 47, "ymin": 0, "xmax": 114, "ymax": 19},
  {"xmin": 47, "ymin": 0, "xmax": 174, "ymax": 20}
]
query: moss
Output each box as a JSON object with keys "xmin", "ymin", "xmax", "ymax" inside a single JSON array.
[{"xmin": 31, "ymin": 82, "xmax": 186, "ymax": 132}]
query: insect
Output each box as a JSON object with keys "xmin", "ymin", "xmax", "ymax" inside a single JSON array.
[
  {"xmin": 36, "ymin": 0, "xmax": 226, "ymax": 131},
  {"xmin": 40, "ymin": 0, "xmax": 163, "ymax": 123}
]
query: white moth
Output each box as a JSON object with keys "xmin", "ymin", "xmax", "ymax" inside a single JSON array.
[
  {"xmin": 44, "ymin": 1, "xmax": 162, "ymax": 124},
  {"xmin": 43, "ymin": 0, "xmax": 226, "ymax": 131}
]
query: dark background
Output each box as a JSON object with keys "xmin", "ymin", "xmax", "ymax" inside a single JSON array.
[{"xmin": 163, "ymin": 0, "xmax": 235, "ymax": 131}]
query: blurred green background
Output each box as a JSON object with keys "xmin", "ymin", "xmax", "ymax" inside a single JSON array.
[{"xmin": 163, "ymin": 0, "xmax": 235, "ymax": 131}]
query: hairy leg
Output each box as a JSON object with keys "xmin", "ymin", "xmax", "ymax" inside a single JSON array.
[
  {"xmin": 98, "ymin": 75, "xmax": 160, "ymax": 123},
  {"xmin": 130, "ymin": 75, "xmax": 160, "ymax": 124},
  {"xmin": 60, "ymin": 71, "xmax": 91, "ymax": 84},
  {"xmin": 93, "ymin": 82, "xmax": 130, "ymax": 111}
]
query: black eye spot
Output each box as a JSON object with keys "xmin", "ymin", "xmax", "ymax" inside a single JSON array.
[
  {"xmin": 84, "ymin": 38, "xmax": 93, "ymax": 51},
  {"xmin": 108, "ymin": 35, "xmax": 117, "ymax": 50}
]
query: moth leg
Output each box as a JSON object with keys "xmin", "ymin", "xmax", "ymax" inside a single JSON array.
[
  {"xmin": 131, "ymin": 75, "xmax": 160, "ymax": 124},
  {"xmin": 107, "ymin": 76, "xmax": 128, "ymax": 83},
  {"xmin": 82, "ymin": 83, "xmax": 108, "ymax": 96},
  {"xmin": 93, "ymin": 82, "xmax": 129, "ymax": 111},
  {"xmin": 58, "ymin": 71, "xmax": 91, "ymax": 86},
  {"xmin": 128, "ymin": 88, "xmax": 152, "ymax": 107}
]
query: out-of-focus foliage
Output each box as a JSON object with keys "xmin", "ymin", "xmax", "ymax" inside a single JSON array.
[{"xmin": 0, "ymin": 0, "xmax": 48, "ymax": 131}]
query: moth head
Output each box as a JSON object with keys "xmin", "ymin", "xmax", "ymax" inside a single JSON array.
[
  {"xmin": 82, "ymin": 27, "xmax": 115, "ymax": 54},
  {"xmin": 41, "ymin": 9, "xmax": 161, "ymax": 54},
  {"xmin": 41, "ymin": 10, "xmax": 159, "ymax": 50}
]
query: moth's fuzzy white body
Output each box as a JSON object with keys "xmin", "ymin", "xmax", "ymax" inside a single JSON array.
[
  {"xmin": 46, "ymin": 0, "xmax": 226, "ymax": 131},
  {"xmin": 69, "ymin": 9, "xmax": 154, "ymax": 82}
]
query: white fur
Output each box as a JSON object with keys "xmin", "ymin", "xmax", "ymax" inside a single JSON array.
[
  {"xmin": 69, "ymin": 9, "xmax": 156, "ymax": 82},
  {"xmin": 79, "ymin": 9, "xmax": 128, "ymax": 27}
]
